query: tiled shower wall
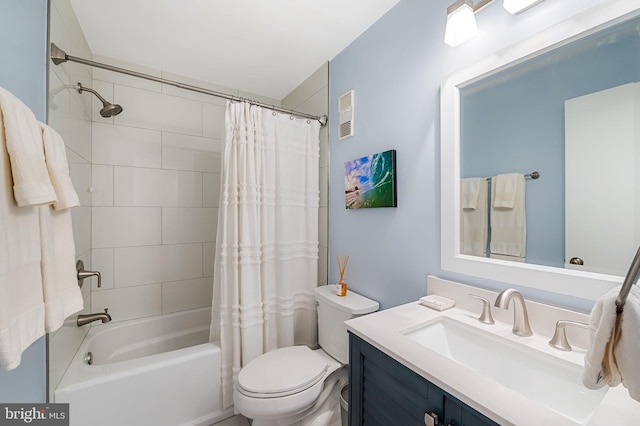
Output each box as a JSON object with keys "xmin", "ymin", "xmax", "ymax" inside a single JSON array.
[{"xmin": 88, "ymin": 60, "xmax": 281, "ymax": 322}]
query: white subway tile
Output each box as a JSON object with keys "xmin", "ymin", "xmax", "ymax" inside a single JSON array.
[
  {"xmin": 92, "ymin": 165, "xmax": 114, "ymax": 206},
  {"xmin": 92, "ymin": 122, "xmax": 161, "ymax": 168},
  {"xmin": 160, "ymin": 71, "xmax": 232, "ymax": 106},
  {"xmin": 91, "ymin": 248, "xmax": 114, "ymax": 290},
  {"xmin": 202, "ymin": 103, "xmax": 226, "ymax": 139},
  {"xmin": 162, "ymin": 278, "xmax": 213, "ymax": 314},
  {"xmin": 92, "ymin": 207, "xmax": 161, "ymax": 248},
  {"xmin": 68, "ymin": 162, "xmax": 91, "ymax": 206},
  {"xmin": 113, "ymin": 85, "xmax": 202, "ymax": 136},
  {"xmin": 162, "ymin": 208, "xmax": 217, "ymax": 244},
  {"xmin": 93, "ymin": 55, "xmax": 162, "ymax": 92},
  {"xmin": 319, "ymin": 166, "xmax": 328, "ymax": 207},
  {"xmin": 114, "ymin": 243, "xmax": 203, "ymax": 286},
  {"xmin": 319, "ymin": 206, "xmax": 328, "ymax": 248},
  {"xmin": 177, "ymin": 171, "xmax": 203, "ymax": 207},
  {"xmin": 162, "ymin": 132, "xmax": 222, "ymax": 173},
  {"xmin": 91, "ymin": 284, "xmax": 162, "ymax": 323},
  {"xmin": 203, "ymin": 242, "xmax": 215, "ymax": 277},
  {"xmin": 113, "ymin": 167, "xmax": 179, "ymax": 207},
  {"xmin": 318, "ymin": 247, "xmax": 328, "ymax": 286},
  {"xmin": 71, "ymin": 206, "xmax": 91, "ymax": 254},
  {"xmin": 203, "ymin": 172, "xmax": 221, "ymax": 207}
]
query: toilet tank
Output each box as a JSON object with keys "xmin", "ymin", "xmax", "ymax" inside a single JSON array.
[{"xmin": 314, "ymin": 285, "xmax": 379, "ymax": 364}]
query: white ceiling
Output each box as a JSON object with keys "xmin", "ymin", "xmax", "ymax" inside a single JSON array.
[{"xmin": 69, "ymin": 0, "xmax": 400, "ymax": 100}]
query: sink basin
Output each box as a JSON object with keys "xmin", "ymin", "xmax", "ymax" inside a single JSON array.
[{"xmin": 403, "ymin": 317, "xmax": 607, "ymax": 425}]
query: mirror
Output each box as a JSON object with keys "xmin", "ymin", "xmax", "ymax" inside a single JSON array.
[{"xmin": 441, "ymin": 2, "xmax": 640, "ymax": 301}]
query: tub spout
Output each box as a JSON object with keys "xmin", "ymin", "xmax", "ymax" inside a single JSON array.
[{"xmin": 77, "ymin": 308, "xmax": 111, "ymax": 327}]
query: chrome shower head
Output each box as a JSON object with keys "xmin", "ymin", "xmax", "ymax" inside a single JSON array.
[{"xmin": 76, "ymin": 82, "xmax": 123, "ymax": 118}]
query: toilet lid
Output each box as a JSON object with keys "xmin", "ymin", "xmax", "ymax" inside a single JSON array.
[{"xmin": 237, "ymin": 346, "xmax": 328, "ymax": 397}]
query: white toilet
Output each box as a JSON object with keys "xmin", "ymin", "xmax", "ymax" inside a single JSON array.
[{"xmin": 233, "ymin": 285, "xmax": 379, "ymax": 426}]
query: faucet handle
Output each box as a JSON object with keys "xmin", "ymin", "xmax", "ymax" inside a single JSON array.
[
  {"xmin": 469, "ymin": 294, "xmax": 495, "ymax": 325},
  {"xmin": 548, "ymin": 320, "xmax": 590, "ymax": 351},
  {"xmin": 76, "ymin": 260, "xmax": 102, "ymax": 288}
]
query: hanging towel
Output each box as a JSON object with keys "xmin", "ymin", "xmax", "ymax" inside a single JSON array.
[
  {"xmin": 39, "ymin": 122, "xmax": 80, "ymax": 210},
  {"xmin": 493, "ymin": 173, "xmax": 521, "ymax": 208},
  {"xmin": 490, "ymin": 174, "xmax": 526, "ymax": 258},
  {"xmin": 0, "ymin": 102, "xmax": 46, "ymax": 371},
  {"xmin": 583, "ymin": 287, "xmax": 621, "ymax": 390},
  {"xmin": 615, "ymin": 285, "xmax": 640, "ymax": 401},
  {"xmin": 38, "ymin": 122, "xmax": 83, "ymax": 331},
  {"xmin": 461, "ymin": 178, "xmax": 488, "ymax": 256},
  {"xmin": 462, "ymin": 177, "xmax": 482, "ymax": 209},
  {"xmin": 0, "ymin": 87, "xmax": 57, "ymax": 207},
  {"xmin": 39, "ymin": 205, "xmax": 84, "ymax": 332}
]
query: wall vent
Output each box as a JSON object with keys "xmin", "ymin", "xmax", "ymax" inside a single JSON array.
[{"xmin": 338, "ymin": 90, "xmax": 354, "ymax": 140}]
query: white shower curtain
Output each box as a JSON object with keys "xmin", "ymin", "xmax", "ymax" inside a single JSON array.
[{"xmin": 209, "ymin": 101, "xmax": 321, "ymax": 409}]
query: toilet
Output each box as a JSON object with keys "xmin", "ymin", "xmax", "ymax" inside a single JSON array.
[{"xmin": 233, "ymin": 285, "xmax": 379, "ymax": 426}]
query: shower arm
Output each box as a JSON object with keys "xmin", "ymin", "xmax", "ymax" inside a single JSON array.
[
  {"xmin": 51, "ymin": 43, "xmax": 328, "ymax": 126},
  {"xmin": 77, "ymin": 82, "xmax": 108, "ymax": 104}
]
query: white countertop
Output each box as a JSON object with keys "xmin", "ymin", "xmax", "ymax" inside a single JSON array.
[{"xmin": 345, "ymin": 299, "xmax": 640, "ymax": 426}]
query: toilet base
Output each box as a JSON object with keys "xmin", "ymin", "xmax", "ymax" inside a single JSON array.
[{"xmin": 241, "ymin": 367, "xmax": 347, "ymax": 426}]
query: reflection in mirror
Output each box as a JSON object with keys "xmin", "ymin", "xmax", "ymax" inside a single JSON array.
[{"xmin": 459, "ymin": 17, "xmax": 640, "ymax": 275}]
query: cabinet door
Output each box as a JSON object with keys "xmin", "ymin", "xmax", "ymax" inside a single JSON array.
[
  {"xmin": 349, "ymin": 333, "xmax": 444, "ymax": 426},
  {"xmin": 444, "ymin": 395, "xmax": 499, "ymax": 426}
]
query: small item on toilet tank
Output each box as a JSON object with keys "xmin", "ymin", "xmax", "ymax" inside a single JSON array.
[
  {"xmin": 336, "ymin": 255, "xmax": 349, "ymax": 297},
  {"xmin": 419, "ymin": 295, "xmax": 455, "ymax": 311}
]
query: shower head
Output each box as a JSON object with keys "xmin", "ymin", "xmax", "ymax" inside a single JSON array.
[{"xmin": 76, "ymin": 82, "xmax": 123, "ymax": 117}]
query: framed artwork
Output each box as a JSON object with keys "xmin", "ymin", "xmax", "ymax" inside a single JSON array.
[{"xmin": 344, "ymin": 149, "xmax": 397, "ymax": 209}]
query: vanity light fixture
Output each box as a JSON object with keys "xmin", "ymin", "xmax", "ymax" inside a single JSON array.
[
  {"xmin": 444, "ymin": 0, "xmax": 494, "ymax": 47},
  {"xmin": 503, "ymin": 0, "xmax": 545, "ymax": 15}
]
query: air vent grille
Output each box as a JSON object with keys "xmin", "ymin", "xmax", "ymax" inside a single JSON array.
[{"xmin": 338, "ymin": 90, "xmax": 354, "ymax": 140}]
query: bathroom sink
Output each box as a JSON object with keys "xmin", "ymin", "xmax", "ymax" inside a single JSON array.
[{"xmin": 402, "ymin": 317, "xmax": 607, "ymax": 425}]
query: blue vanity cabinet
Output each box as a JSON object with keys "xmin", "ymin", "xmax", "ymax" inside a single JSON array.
[{"xmin": 349, "ymin": 333, "xmax": 499, "ymax": 426}]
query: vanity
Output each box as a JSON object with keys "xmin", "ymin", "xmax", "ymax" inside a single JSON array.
[{"xmin": 345, "ymin": 276, "xmax": 640, "ymax": 426}]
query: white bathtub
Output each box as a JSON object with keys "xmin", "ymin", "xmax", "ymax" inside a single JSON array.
[{"xmin": 54, "ymin": 307, "xmax": 232, "ymax": 426}]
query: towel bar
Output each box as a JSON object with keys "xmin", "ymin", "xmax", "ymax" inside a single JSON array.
[{"xmin": 616, "ymin": 245, "xmax": 640, "ymax": 313}]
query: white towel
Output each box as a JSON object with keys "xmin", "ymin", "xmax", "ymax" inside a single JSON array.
[
  {"xmin": 490, "ymin": 174, "xmax": 526, "ymax": 258},
  {"xmin": 37, "ymin": 122, "xmax": 83, "ymax": 331},
  {"xmin": 583, "ymin": 286, "xmax": 620, "ymax": 390},
  {"xmin": 462, "ymin": 177, "xmax": 482, "ymax": 209},
  {"xmin": 493, "ymin": 173, "xmax": 521, "ymax": 208},
  {"xmin": 461, "ymin": 178, "xmax": 488, "ymax": 256},
  {"xmin": 39, "ymin": 205, "xmax": 84, "ymax": 332},
  {"xmin": 0, "ymin": 87, "xmax": 57, "ymax": 207},
  {"xmin": 0, "ymin": 103, "xmax": 46, "ymax": 371},
  {"xmin": 616, "ymin": 285, "xmax": 640, "ymax": 401},
  {"xmin": 39, "ymin": 122, "xmax": 80, "ymax": 210}
]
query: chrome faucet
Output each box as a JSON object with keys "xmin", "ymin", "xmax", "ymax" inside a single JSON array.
[
  {"xmin": 494, "ymin": 289, "xmax": 533, "ymax": 336},
  {"xmin": 77, "ymin": 308, "xmax": 111, "ymax": 327}
]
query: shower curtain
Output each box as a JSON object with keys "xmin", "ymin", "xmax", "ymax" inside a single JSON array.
[{"xmin": 209, "ymin": 101, "xmax": 321, "ymax": 409}]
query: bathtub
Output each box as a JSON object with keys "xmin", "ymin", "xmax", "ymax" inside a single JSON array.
[{"xmin": 54, "ymin": 307, "xmax": 233, "ymax": 426}]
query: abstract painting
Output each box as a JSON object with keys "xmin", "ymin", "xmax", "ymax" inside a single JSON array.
[{"xmin": 344, "ymin": 149, "xmax": 397, "ymax": 209}]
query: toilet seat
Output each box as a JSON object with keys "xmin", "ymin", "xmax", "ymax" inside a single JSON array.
[{"xmin": 237, "ymin": 346, "xmax": 328, "ymax": 398}]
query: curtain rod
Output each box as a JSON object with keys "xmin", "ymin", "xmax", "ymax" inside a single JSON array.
[{"xmin": 50, "ymin": 43, "xmax": 328, "ymax": 126}]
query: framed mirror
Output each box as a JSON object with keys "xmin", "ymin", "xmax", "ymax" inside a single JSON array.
[{"xmin": 441, "ymin": 1, "xmax": 640, "ymax": 301}]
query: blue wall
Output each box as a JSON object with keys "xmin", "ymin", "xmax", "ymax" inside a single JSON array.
[
  {"xmin": 461, "ymin": 21, "xmax": 640, "ymax": 268},
  {"xmin": 328, "ymin": 0, "xmax": 610, "ymax": 311},
  {"xmin": 0, "ymin": 0, "xmax": 49, "ymax": 403}
]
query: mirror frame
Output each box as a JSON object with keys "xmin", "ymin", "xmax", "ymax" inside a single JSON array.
[{"xmin": 441, "ymin": 0, "xmax": 640, "ymax": 301}]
